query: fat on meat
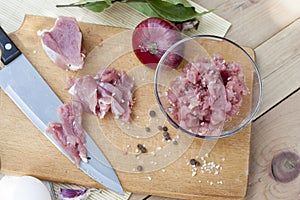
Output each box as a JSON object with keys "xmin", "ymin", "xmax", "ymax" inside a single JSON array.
[
  {"xmin": 46, "ymin": 101, "xmax": 87, "ymax": 166},
  {"xmin": 70, "ymin": 75, "xmax": 98, "ymax": 114},
  {"xmin": 38, "ymin": 16, "xmax": 85, "ymax": 71}
]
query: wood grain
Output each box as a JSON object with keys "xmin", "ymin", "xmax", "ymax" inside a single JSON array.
[
  {"xmin": 247, "ymin": 91, "xmax": 300, "ymax": 200},
  {"xmin": 0, "ymin": 15, "xmax": 254, "ymax": 199},
  {"xmin": 195, "ymin": 0, "xmax": 300, "ymax": 48},
  {"xmin": 255, "ymin": 18, "xmax": 300, "ymax": 117}
]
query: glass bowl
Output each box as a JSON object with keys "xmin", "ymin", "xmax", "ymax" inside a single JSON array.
[{"xmin": 154, "ymin": 35, "xmax": 262, "ymax": 139}]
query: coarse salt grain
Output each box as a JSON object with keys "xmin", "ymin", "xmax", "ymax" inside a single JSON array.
[
  {"xmin": 33, "ymin": 50, "xmax": 37, "ymax": 54},
  {"xmin": 161, "ymin": 169, "xmax": 166, "ymax": 173},
  {"xmin": 192, "ymin": 171, "xmax": 197, "ymax": 177},
  {"xmin": 150, "ymin": 161, "xmax": 157, "ymax": 165},
  {"xmin": 147, "ymin": 176, "xmax": 152, "ymax": 181},
  {"xmin": 156, "ymin": 146, "xmax": 162, "ymax": 151}
]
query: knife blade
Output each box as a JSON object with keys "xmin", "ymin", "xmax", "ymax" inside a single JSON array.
[{"xmin": 0, "ymin": 26, "xmax": 124, "ymax": 195}]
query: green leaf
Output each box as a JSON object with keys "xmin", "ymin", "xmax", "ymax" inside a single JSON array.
[
  {"xmin": 84, "ymin": 1, "xmax": 112, "ymax": 12},
  {"xmin": 146, "ymin": 0, "xmax": 203, "ymax": 22},
  {"xmin": 127, "ymin": 1, "xmax": 160, "ymax": 18},
  {"xmin": 161, "ymin": 0, "xmax": 193, "ymax": 7}
]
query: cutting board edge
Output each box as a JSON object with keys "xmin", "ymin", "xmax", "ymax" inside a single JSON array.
[{"xmin": 1, "ymin": 15, "xmax": 254, "ymax": 199}]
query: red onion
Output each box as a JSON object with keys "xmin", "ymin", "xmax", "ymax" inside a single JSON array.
[
  {"xmin": 59, "ymin": 188, "xmax": 91, "ymax": 200},
  {"xmin": 132, "ymin": 18, "xmax": 183, "ymax": 69}
]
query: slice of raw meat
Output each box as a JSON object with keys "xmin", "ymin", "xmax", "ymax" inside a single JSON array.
[
  {"xmin": 38, "ymin": 16, "xmax": 85, "ymax": 71},
  {"xmin": 69, "ymin": 75, "xmax": 98, "ymax": 114},
  {"xmin": 46, "ymin": 101, "xmax": 87, "ymax": 166}
]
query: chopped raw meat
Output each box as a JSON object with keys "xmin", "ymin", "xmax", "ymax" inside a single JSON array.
[
  {"xmin": 213, "ymin": 55, "xmax": 249, "ymax": 118},
  {"xmin": 38, "ymin": 16, "xmax": 85, "ymax": 71},
  {"xmin": 46, "ymin": 101, "xmax": 87, "ymax": 166},
  {"xmin": 69, "ymin": 67, "xmax": 134, "ymax": 123},
  {"xmin": 167, "ymin": 55, "xmax": 249, "ymax": 136}
]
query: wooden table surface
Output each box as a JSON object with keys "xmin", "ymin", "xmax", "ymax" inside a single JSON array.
[
  {"xmin": 131, "ymin": 0, "xmax": 300, "ymax": 199},
  {"xmin": 1, "ymin": 0, "xmax": 300, "ymax": 199}
]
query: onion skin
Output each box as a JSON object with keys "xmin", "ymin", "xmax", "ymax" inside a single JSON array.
[{"xmin": 132, "ymin": 18, "xmax": 182, "ymax": 69}]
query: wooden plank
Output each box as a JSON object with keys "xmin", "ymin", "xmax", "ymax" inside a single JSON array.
[
  {"xmin": 246, "ymin": 90, "xmax": 300, "ymax": 200},
  {"xmin": 195, "ymin": 0, "xmax": 300, "ymax": 48},
  {"xmin": 0, "ymin": 15, "xmax": 253, "ymax": 199},
  {"xmin": 255, "ymin": 18, "xmax": 300, "ymax": 117}
]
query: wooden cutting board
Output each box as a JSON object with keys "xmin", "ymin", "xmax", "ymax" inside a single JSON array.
[{"xmin": 0, "ymin": 15, "xmax": 254, "ymax": 199}]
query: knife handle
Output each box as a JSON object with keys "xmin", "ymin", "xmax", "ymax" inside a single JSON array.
[{"xmin": 0, "ymin": 26, "xmax": 21, "ymax": 65}]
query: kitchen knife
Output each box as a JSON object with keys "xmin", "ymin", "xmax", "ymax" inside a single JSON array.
[{"xmin": 0, "ymin": 26, "xmax": 124, "ymax": 195}]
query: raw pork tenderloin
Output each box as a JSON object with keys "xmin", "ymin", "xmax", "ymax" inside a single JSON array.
[{"xmin": 38, "ymin": 16, "xmax": 85, "ymax": 71}]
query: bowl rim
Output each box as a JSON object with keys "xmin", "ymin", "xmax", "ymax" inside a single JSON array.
[{"xmin": 154, "ymin": 34, "xmax": 263, "ymax": 139}]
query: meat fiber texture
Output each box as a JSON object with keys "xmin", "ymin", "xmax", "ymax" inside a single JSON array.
[
  {"xmin": 38, "ymin": 16, "xmax": 85, "ymax": 71},
  {"xmin": 46, "ymin": 101, "xmax": 87, "ymax": 166},
  {"xmin": 69, "ymin": 67, "xmax": 134, "ymax": 123},
  {"xmin": 167, "ymin": 55, "xmax": 249, "ymax": 136}
]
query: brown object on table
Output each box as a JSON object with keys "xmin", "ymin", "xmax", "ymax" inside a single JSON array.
[{"xmin": 0, "ymin": 15, "xmax": 254, "ymax": 199}]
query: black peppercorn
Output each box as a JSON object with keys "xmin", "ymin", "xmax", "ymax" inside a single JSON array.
[
  {"xmin": 163, "ymin": 131, "xmax": 170, "ymax": 137},
  {"xmin": 140, "ymin": 147, "xmax": 147, "ymax": 153},
  {"xmin": 190, "ymin": 159, "xmax": 197, "ymax": 166},
  {"xmin": 149, "ymin": 110, "xmax": 156, "ymax": 117},
  {"xmin": 162, "ymin": 126, "xmax": 168, "ymax": 131},
  {"xmin": 137, "ymin": 165, "xmax": 143, "ymax": 171}
]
